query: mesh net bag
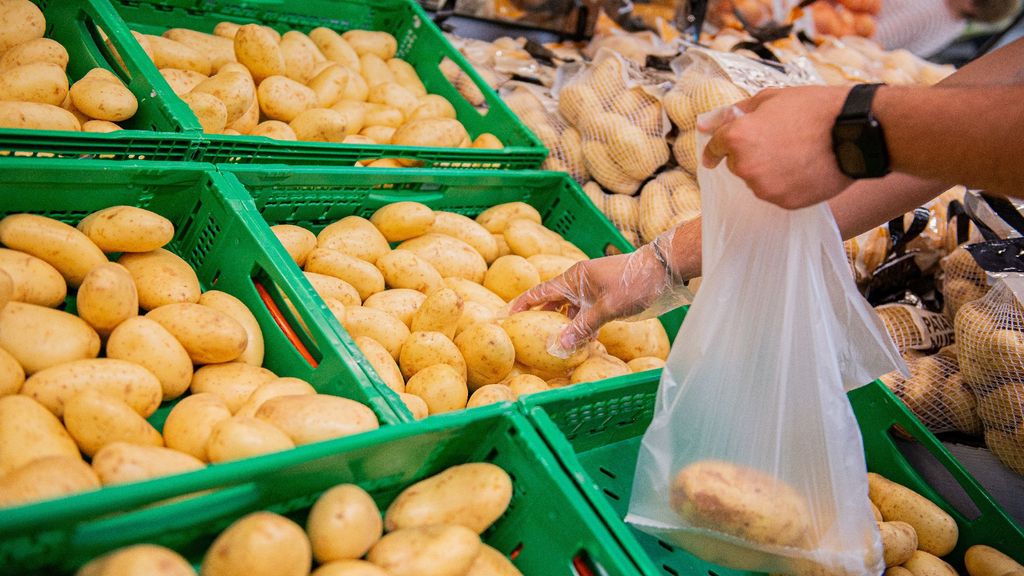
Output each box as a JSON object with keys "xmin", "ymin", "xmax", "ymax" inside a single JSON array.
[
  {"xmin": 955, "ymin": 279, "xmax": 1024, "ymax": 475},
  {"xmin": 556, "ymin": 49, "xmax": 671, "ymax": 195},
  {"xmin": 941, "ymin": 246, "xmax": 991, "ymax": 320},
  {"xmin": 502, "ymin": 83, "xmax": 589, "ymax": 183},
  {"xmin": 638, "ymin": 168, "xmax": 700, "ymax": 244}
]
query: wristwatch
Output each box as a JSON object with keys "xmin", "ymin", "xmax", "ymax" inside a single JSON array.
[{"xmin": 831, "ymin": 83, "xmax": 890, "ymax": 179}]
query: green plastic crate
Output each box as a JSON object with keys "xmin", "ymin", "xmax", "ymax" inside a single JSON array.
[
  {"xmin": 0, "ymin": 159, "xmax": 404, "ymax": 574},
  {"xmin": 0, "ymin": 0, "xmax": 202, "ymax": 160},
  {"xmin": 221, "ymin": 166, "xmax": 685, "ymax": 420},
  {"xmin": 521, "ymin": 375, "xmax": 1024, "ymax": 575},
  {"xmin": 107, "ymin": 0, "xmax": 546, "ymax": 169},
  {"xmin": 15, "ymin": 406, "xmax": 640, "ymax": 576}
]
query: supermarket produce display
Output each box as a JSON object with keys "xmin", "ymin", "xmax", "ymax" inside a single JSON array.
[{"xmin": 0, "ymin": 0, "xmax": 1022, "ymax": 574}]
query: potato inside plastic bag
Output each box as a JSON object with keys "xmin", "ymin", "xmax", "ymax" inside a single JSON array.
[{"xmin": 626, "ymin": 128, "xmax": 903, "ymax": 574}]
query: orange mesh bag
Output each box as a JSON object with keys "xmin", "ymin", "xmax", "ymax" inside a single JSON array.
[{"xmin": 502, "ymin": 83, "xmax": 588, "ymax": 183}]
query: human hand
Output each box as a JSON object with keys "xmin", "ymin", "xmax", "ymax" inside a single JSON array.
[{"xmin": 699, "ymin": 86, "xmax": 856, "ymax": 210}]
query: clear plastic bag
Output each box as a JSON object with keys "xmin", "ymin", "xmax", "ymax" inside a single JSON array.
[{"xmin": 626, "ymin": 128, "xmax": 903, "ymax": 575}]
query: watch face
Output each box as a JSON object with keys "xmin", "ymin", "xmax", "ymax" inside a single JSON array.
[
  {"xmin": 836, "ymin": 141, "xmax": 866, "ymax": 176},
  {"xmin": 834, "ymin": 122, "xmax": 865, "ymax": 142}
]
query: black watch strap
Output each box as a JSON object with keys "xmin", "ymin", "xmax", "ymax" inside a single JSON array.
[{"xmin": 838, "ymin": 83, "xmax": 884, "ymax": 122}]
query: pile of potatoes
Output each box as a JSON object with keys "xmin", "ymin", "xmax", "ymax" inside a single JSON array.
[
  {"xmin": 0, "ymin": 206, "xmax": 378, "ymax": 510},
  {"xmin": 74, "ymin": 462, "xmax": 521, "ymax": 576},
  {"xmin": 0, "ymin": 0, "xmax": 138, "ymax": 133},
  {"xmin": 271, "ymin": 200, "xmax": 671, "ymax": 418},
  {"xmin": 502, "ymin": 84, "xmax": 588, "ymax": 184},
  {"xmin": 132, "ymin": 21, "xmax": 502, "ymax": 156}
]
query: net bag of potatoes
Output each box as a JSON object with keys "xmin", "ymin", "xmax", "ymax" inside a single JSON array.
[
  {"xmin": 555, "ymin": 49, "xmax": 671, "ymax": 196},
  {"xmin": 501, "ymin": 83, "xmax": 589, "ymax": 183},
  {"xmin": 626, "ymin": 129, "xmax": 903, "ymax": 575},
  {"xmin": 584, "ymin": 168, "xmax": 701, "ymax": 248}
]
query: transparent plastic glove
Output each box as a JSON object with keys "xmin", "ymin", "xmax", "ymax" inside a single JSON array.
[{"xmin": 509, "ymin": 229, "xmax": 692, "ymax": 357}]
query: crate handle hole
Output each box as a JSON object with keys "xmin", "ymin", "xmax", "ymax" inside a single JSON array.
[
  {"xmin": 598, "ymin": 466, "xmax": 616, "ymax": 479},
  {"xmin": 509, "ymin": 542, "xmax": 523, "ymax": 560},
  {"xmin": 887, "ymin": 426, "xmax": 982, "ymax": 521},
  {"xmin": 253, "ymin": 278, "xmax": 320, "ymax": 368},
  {"xmin": 663, "ymin": 565, "xmax": 679, "ymax": 576}
]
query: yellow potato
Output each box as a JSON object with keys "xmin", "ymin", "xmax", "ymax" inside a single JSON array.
[
  {"xmin": 76, "ymin": 263, "xmax": 138, "ymax": 337},
  {"xmin": 92, "ymin": 442, "xmax": 204, "ymax": 486},
  {"xmin": 306, "ymin": 271, "xmax": 361, "ymax": 306},
  {"xmin": 206, "ymin": 416, "xmax": 294, "ymax": 463},
  {"xmin": 367, "ymin": 525, "xmax": 480, "ymax": 576},
  {"xmin": 311, "ymin": 560, "xmax": 390, "ymax": 576},
  {"xmin": 398, "ymin": 392, "xmax": 429, "ymax": 420},
  {"xmin": 106, "ymin": 317, "xmax": 193, "ymax": 400},
  {"xmin": 476, "ymin": 202, "xmax": 542, "ymax": 234},
  {"xmin": 376, "ymin": 250, "xmax": 444, "ymax": 293},
  {"xmin": 306, "ymin": 249, "xmax": 385, "ymax": 301},
  {"xmin": 391, "ymin": 118, "xmax": 469, "ymax": 149},
  {"xmin": 359, "ymin": 53, "xmax": 394, "ymax": 88},
  {"xmin": 309, "ymin": 65, "xmax": 359, "ymax": 108},
  {"xmin": 400, "ymin": 331, "xmax": 467, "ymax": 380},
  {"xmin": 135, "ymin": 32, "xmax": 211, "ymax": 75},
  {"xmin": 467, "ymin": 384, "xmax": 515, "ymax": 408},
  {"xmin": 503, "ymin": 218, "xmax": 561, "ymax": 258},
  {"xmin": 878, "ymin": 520, "xmax": 918, "ymax": 567},
  {"xmin": 411, "ymin": 287, "xmax": 463, "ymax": 338},
  {"xmin": 444, "ymin": 277, "xmax": 507, "ymax": 310},
  {"xmin": 472, "ymin": 133, "xmax": 503, "ymax": 149},
  {"xmin": 627, "ymin": 356, "xmax": 666, "ymax": 373},
  {"xmin": 163, "ymin": 28, "xmax": 236, "ymax": 72},
  {"xmin": 70, "ymin": 73, "xmax": 138, "ymax": 122},
  {"xmin": 370, "ymin": 202, "xmax": 435, "ymax": 242},
  {"xmin": 385, "ymin": 462, "xmax": 512, "ymax": 533},
  {"xmin": 309, "ymin": 28, "xmax": 361, "ymax": 71},
  {"xmin": 233, "ymin": 24, "xmax": 285, "ymax": 83},
  {"xmin": 0, "ymin": 0, "xmax": 45, "ymax": 54},
  {"xmin": 0, "ymin": 101, "xmax": 80, "ymax": 131},
  {"xmin": 0, "ymin": 302, "xmax": 100, "ymax": 375},
  {"xmin": 0, "ymin": 395, "xmax": 79, "ymax": 475},
  {"xmin": 160, "ymin": 68, "xmax": 208, "ymax": 95},
  {"xmin": 868, "ymin": 473, "xmax": 958, "ymax": 557},
  {"xmin": 405, "ymin": 363, "xmax": 467, "ymax": 414},
  {"xmin": 199, "ymin": 290, "xmax": 264, "ymax": 366},
  {"xmin": 0, "ymin": 62, "xmax": 68, "ymax": 105},
  {"xmin": 456, "ymin": 323, "xmax": 515, "ymax": 389},
  {"xmin": 190, "ymin": 362, "xmax": 276, "ymax": 413},
  {"xmin": 0, "ymin": 213, "xmax": 106, "ymax": 287},
  {"xmin": 257, "ymin": 75, "xmax": 317, "ymax": 122},
  {"xmin": 23, "ymin": 357, "xmax": 162, "ymax": 418},
  {"xmin": 598, "ymin": 319, "xmax": 671, "ymax": 362},
  {"xmin": 363, "ymin": 289, "xmax": 425, "ymax": 328},
  {"xmin": 280, "ymin": 31, "xmax": 323, "ymax": 84},
  {"xmin": 272, "ymin": 224, "xmax": 317, "ymax": 267},
  {"xmin": 430, "ymin": 212, "xmax": 499, "ymax": 264},
  {"xmin": 0, "ymin": 346, "xmax": 23, "ymax": 396},
  {"xmin": 235, "ymin": 377, "xmax": 317, "ymax": 418},
  {"xmin": 162, "ymin": 393, "xmax": 232, "ymax": 462},
  {"xmin": 192, "ymin": 70, "xmax": 255, "ymax": 125},
  {"xmin": 77, "ymin": 205, "xmax": 173, "ymax": 253},
  {"xmin": 342, "ymin": 306, "xmax": 410, "ymax": 359},
  {"xmin": 503, "ymin": 311, "xmax": 587, "ymax": 373},
  {"xmin": 354, "ymin": 335, "xmax": 405, "ymax": 393},
  {"xmin": 0, "ymin": 247, "xmax": 66, "ymax": 307},
  {"xmin": 0, "ymin": 38, "xmax": 67, "ymax": 70},
  {"xmin": 118, "ymin": 248, "xmax": 200, "ymax": 310},
  {"xmin": 367, "ymin": 82, "xmax": 418, "ymax": 119},
  {"xmin": 466, "ymin": 545, "xmax": 523, "ymax": 576},
  {"xmin": 227, "ymin": 94, "xmax": 259, "ymax": 134},
  {"xmin": 408, "ymin": 94, "xmax": 456, "ymax": 122},
  {"xmin": 182, "ymin": 91, "xmax": 227, "ymax": 133},
  {"xmin": 0, "ymin": 455, "xmax": 99, "ymax": 509},
  {"xmin": 74, "ymin": 544, "xmax": 195, "ymax": 576},
  {"xmin": 570, "ymin": 354, "xmax": 630, "ymax": 384},
  {"xmin": 397, "ymin": 233, "xmax": 487, "ymax": 283},
  {"xmin": 506, "ymin": 374, "xmax": 549, "ymax": 397},
  {"xmin": 965, "ymin": 544, "xmax": 1024, "ymax": 576},
  {"xmin": 455, "ymin": 301, "xmax": 496, "ymax": 337},
  {"xmin": 252, "ymin": 119, "xmax": 297, "ymax": 140},
  {"xmin": 318, "ymin": 216, "xmax": 391, "ymax": 264},
  {"xmin": 147, "ymin": 303, "xmax": 248, "ymax": 365},
  {"xmin": 290, "ymin": 107, "xmax": 348, "ymax": 142},
  {"xmin": 525, "ymin": 254, "xmax": 575, "ymax": 283},
  {"xmin": 362, "ymin": 102, "xmax": 404, "ymax": 128},
  {"xmin": 558, "ymin": 82, "xmax": 603, "ymax": 126},
  {"xmin": 359, "ymin": 125, "xmax": 395, "ymax": 144},
  {"xmin": 902, "ymin": 550, "xmax": 958, "ymax": 576},
  {"xmin": 64, "ymin": 390, "xmax": 163, "ymax": 457},
  {"xmin": 328, "ymin": 99, "xmax": 366, "ymax": 135},
  {"xmin": 387, "ymin": 58, "xmax": 426, "ymax": 97},
  {"xmin": 307, "ymin": 484, "xmax": 383, "ymax": 563},
  {"xmin": 344, "ymin": 31, "xmax": 397, "ymax": 60},
  {"xmin": 201, "ymin": 512, "xmax": 311, "ymax": 576},
  {"xmin": 255, "ymin": 394, "xmax": 378, "ymax": 445},
  {"xmin": 484, "ymin": 255, "xmax": 540, "ymax": 302}
]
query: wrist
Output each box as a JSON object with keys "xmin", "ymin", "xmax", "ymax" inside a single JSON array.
[{"xmin": 832, "ymin": 83, "xmax": 891, "ymax": 179}]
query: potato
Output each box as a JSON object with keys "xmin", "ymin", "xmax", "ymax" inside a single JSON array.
[
  {"xmin": 0, "ymin": 395, "xmax": 79, "ymax": 475},
  {"xmin": 0, "ymin": 38, "xmax": 66, "ymax": 71},
  {"xmin": 392, "ymin": 118, "xmax": 469, "ymax": 149},
  {"xmin": 598, "ymin": 319, "xmax": 671, "ymax": 362},
  {"xmin": 147, "ymin": 303, "xmax": 248, "ymax": 365},
  {"xmin": 328, "ymin": 99, "xmax": 366, "ymax": 135},
  {"xmin": 359, "ymin": 125, "xmax": 395, "ymax": 144},
  {"xmin": 400, "ymin": 331, "xmax": 467, "ymax": 380},
  {"xmin": 206, "ymin": 416, "xmax": 294, "ymax": 463},
  {"xmin": 411, "ymin": 287, "xmax": 463, "ymax": 338},
  {"xmin": 0, "ymin": 62, "xmax": 67, "ymax": 106},
  {"xmin": 75, "ymin": 206, "xmax": 172, "ymax": 254},
  {"xmin": 476, "ymin": 203, "xmax": 542, "ymax": 234},
  {"xmin": 355, "ymin": 336, "xmax": 405, "ymax": 393},
  {"xmin": 307, "ymin": 484, "xmax": 383, "ymax": 563},
  {"xmin": 75, "ymin": 263, "xmax": 137, "ymax": 336},
  {"xmin": 235, "ymin": 377, "xmax": 316, "ymax": 418},
  {"xmin": 162, "ymin": 28, "xmax": 235, "ymax": 73},
  {"xmin": 199, "ymin": 290, "xmax": 264, "ymax": 367},
  {"xmin": 558, "ymin": 82, "xmax": 603, "ymax": 126},
  {"xmin": 278, "ymin": 31, "xmax": 322, "ymax": 84},
  {"xmin": 319, "ymin": 216, "xmax": 391, "ymax": 264},
  {"xmin": 0, "ymin": 455, "xmax": 99, "ymax": 509},
  {"xmin": 160, "ymin": 68, "xmax": 207, "ymax": 95},
  {"xmin": 288, "ymin": 108, "xmax": 347, "ymax": 142},
  {"xmin": 526, "ymin": 254, "xmax": 576, "ymax": 283},
  {"xmin": 571, "ymin": 355, "xmax": 630, "ymax": 384},
  {"xmin": 506, "ymin": 374, "xmax": 549, "ymax": 397},
  {"xmin": 405, "ymin": 364, "xmax": 467, "ymax": 414},
  {"xmin": 431, "ymin": 212, "xmax": 499, "ymax": 264},
  {"xmin": 344, "ymin": 30, "xmax": 397, "ymax": 60},
  {"xmin": 363, "ymin": 289, "xmax": 425, "ymax": 327},
  {"xmin": 0, "ymin": 346, "xmax": 23, "ymax": 396},
  {"xmin": 887, "ymin": 567, "xmax": 915, "ymax": 576},
  {"xmin": 75, "ymin": 544, "xmax": 195, "ymax": 576},
  {"xmin": 472, "ymin": 133, "xmax": 503, "ymax": 150},
  {"xmin": 64, "ymin": 390, "xmax": 163, "ymax": 457},
  {"xmin": 252, "ymin": 119, "xmax": 297, "ymax": 140},
  {"xmin": 503, "ymin": 219, "xmax": 562, "ymax": 258},
  {"xmin": 257, "ymin": 75, "xmax": 317, "ymax": 122},
  {"xmin": 368, "ymin": 82, "xmax": 418, "ymax": 120},
  {"xmin": 367, "ymin": 525, "xmax": 480, "ymax": 576},
  {"xmin": 0, "ymin": 302, "xmax": 100, "ymax": 375},
  {"xmin": 233, "ymin": 24, "xmax": 284, "ymax": 83},
  {"xmin": 92, "ymin": 442, "xmax": 204, "ymax": 486},
  {"xmin": 162, "ymin": 393, "xmax": 232, "ymax": 462},
  {"xmin": 23, "ymin": 357, "xmax": 162, "ymax": 419},
  {"xmin": 484, "ymin": 255, "xmax": 540, "ymax": 302},
  {"xmin": 370, "ymin": 202, "xmax": 435, "ymax": 242},
  {"xmin": 118, "ymin": 249, "xmax": 200, "ymax": 310},
  {"xmin": 385, "ymin": 462, "xmax": 512, "ymax": 533},
  {"xmin": 106, "ymin": 317, "xmax": 193, "ymax": 400},
  {"xmin": 408, "ymin": 94, "xmax": 456, "ymax": 122},
  {"xmin": 191, "ymin": 70, "xmax": 255, "ymax": 125},
  {"xmin": 503, "ymin": 311, "xmax": 587, "ymax": 373},
  {"xmin": 181, "ymin": 91, "xmax": 227, "ymax": 133},
  {"xmin": 466, "ymin": 545, "xmax": 522, "ymax": 576},
  {"xmin": 386, "ymin": 58, "xmax": 425, "ymax": 97},
  {"xmin": 310, "ymin": 28, "xmax": 361, "ymax": 71},
  {"xmin": 306, "ymin": 249, "xmax": 385, "ymax": 301},
  {"xmin": 0, "ymin": 0, "xmax": 45, "ymax": 54},
  {"xmin": 342, "ymin": 306, "xmax": 409, "ymax": 359},
  {"xmin": 135, "ymin": 32, "xmax": 211, "ymax": 75},
  {"xmin": 628, "ymin": 356, "xmax": 666, "ymax": 373},
  {"xmin": 0, "ymin": 247, "xmax": 66, "ymax": 307},
  {"xmin": 255, "ymin": 394, "xmax": 378, "ymax": 445},
  {"xmin": 455, "ymin": 301, "xmax": 496, "ymax": 337},
  {"xmin": 455, "ymin": 323, "xmax": 515, "ymax": 389},
  {"xmin": 70, "ymin": 74, "xmax": 137, "ymax": 123},
  {"xmin": 359, "ymin": 53, "xmax": 394, "ymax": 88},
  {"xmin": 306, "ymin": 271, "xmax": 361, "ymax": 306},
  {"xmin": 202, "ymin": 512, "xmax": 311, "ymax": 576},
  {"xmin": 0, "ymin": 213, "xmax": 106, "ymax": 287},
  {"xmin": 965, "ymin": 545, "xmax": 1024, "ymax": 576},
  {"xmin": 878, "ymin": 520, "xmax": 917, "ymax": 567},
  {"xmin": 362, "ymin": 102, "xmax": 404, "ymax": 128},
  {"xmin": 902, "ymin": 550, "xmax": 958, "ymax": 576},
  {"xmin": 445, "ymin": 277, "xmax": 507, "ymax": 310},
  {"xmin": 0, "ymin": 101, "xmax": 80, "ymax": 131},
  {"xmin": 397, "ymin": 234, "xmax": 487, "ymax": 283},
  {"xmin": 376, "ymin": 250, "xmax": 443, "ymax": 293},
  {"xmin": 308, "ymin": 65, "xmax": 358, "ymax": 108},
  {"xmin": 271, "ymin": 224, "xmax": 317, "ymax": 267},
  {"xmin": 190, "ymin": 362, "xmax": 276, "ymax": 413},
  {"xmin": 398, "ymin": 392, "xmax": 429, "ymax": 420},
  {"xmin": 311, "ymin": 560, "xmax": 389, "ymax": 576},
  {"xmin": 868, "ymin": 473, "xmax": 958, "ymax": 557},
  {"xmin": 467, "ymin": 384, "xmax": 516, "ymax": 408}
]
